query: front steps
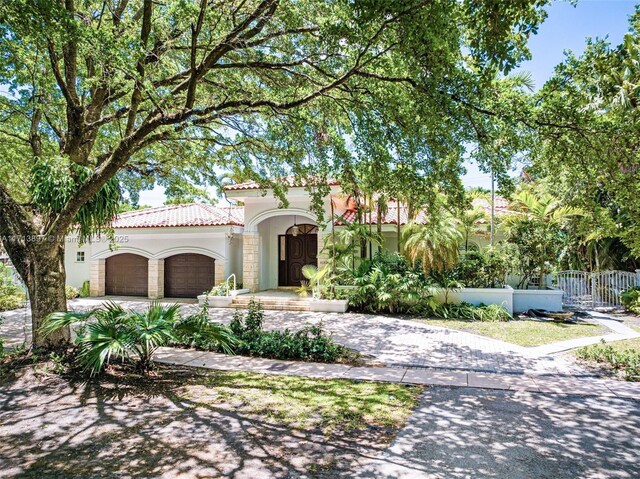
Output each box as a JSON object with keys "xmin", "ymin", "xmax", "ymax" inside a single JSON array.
[{"xmin": 230, "ymin": 294, "xmax": 311, "ymax": 312}]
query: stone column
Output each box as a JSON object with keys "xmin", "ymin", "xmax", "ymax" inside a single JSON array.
[
  {"xmin": 215, "ymin": 260, "xmax": 226, "ymax": 286},
  {"xmin": 243, "ymin": 232, "xmax": 260, "ymax": 292},
  {"xmin": 89, "ymin": 259, "xmax": 105, "ymax": 296},
  {"xmin": 148, "ymin": 259, "xmax": 164, "ymax": 299},
  {"xmin": 316, "ymin": 232, "xmax": 330, "ymax": 271}
]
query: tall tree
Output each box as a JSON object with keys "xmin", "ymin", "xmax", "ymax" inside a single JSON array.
[
  {"xmin": 531, "ymin": 8, "xmax": 640, "ymax": 259},
  {"xmin": 0, "ymin": 0, "xmax": 550, "ymax": 346}
]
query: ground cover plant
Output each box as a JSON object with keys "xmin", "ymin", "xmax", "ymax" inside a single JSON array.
[{"xmin": 576, "ymin": 339, "xmax": 640, "ymax": 381}]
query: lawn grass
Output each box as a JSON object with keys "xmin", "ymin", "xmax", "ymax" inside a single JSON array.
[
  {"xmin": 416, "ymin": 318, "xmax": 608, "ymax": 347},
  {"xmin": 177, "ymin": 369, "xmax": 421, "ymax": 433}
]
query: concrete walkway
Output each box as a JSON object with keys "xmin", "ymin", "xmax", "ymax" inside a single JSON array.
[
  {"xmin": 154, "ymin": 347, "xmax": 640, "ymax": 399},
  {"xmin": 3, "ymin": 298, "xmax": 639, "ymax": 377}
]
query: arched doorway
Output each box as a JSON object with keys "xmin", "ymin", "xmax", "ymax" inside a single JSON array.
[
  {"xmin": 278, "ymin": 224, "xmax": 318, "ymax": 286},
  {"xmin": 164, "ymin": 253, "xmax": 215, "ymax": 298},
  {"xmin": 105, "ymin": 253, "xmax": 149, "ymax": 296}
]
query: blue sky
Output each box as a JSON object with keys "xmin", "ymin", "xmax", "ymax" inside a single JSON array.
[
  {"xmin": 461, "ymin": 0, "xmax": 637, "ymax": 190},
  {"xmin": 137, "ymin": 0, "xmax": 638, "ymax": 205}
]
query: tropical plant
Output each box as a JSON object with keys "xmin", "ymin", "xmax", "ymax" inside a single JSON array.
[
  {"xmin": 350, "ymin": 252, "xmax": 436, "ymax": 314},
  {"xmin": 79, "ymin": 281, "xmax": 91, "ymax": 298},
  {"xmin": 402, "ymin": 216, "xmax": 464, "ymax": 274},
  {"xmin": 502, "ymin": 189, "xmax": 581, "ymax": 288},
  {"xmin": 40, "ymin": 302, "xmax": 235, "ymax": 375},
  {"xmin": 459, "ymin": 205, "xmax": 489, "ymax": 251},
  {"xmin": 0, "ymin": 0, "xmax": 553, "ymax": 347},
  {"xmin": 453, "ymin": 243, "xmax": 519, "ymax": 288},
  {"xmin": 576, "ymin": 341, "xmax": 640, "ymax": 381},
  {"xmin": 224, "ymin": 300, "xmax": 353, "ymax": 363}
]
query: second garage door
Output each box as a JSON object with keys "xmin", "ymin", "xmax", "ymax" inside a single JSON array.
[{"xmin": 164, "ymin": 253, "xmax": 215, "ymax": 298}]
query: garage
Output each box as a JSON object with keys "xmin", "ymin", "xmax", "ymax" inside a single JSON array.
[
  {"xmin": 105, "ymin": 253, "xmax": 149, "ymax": 296},
  {"xmin": 164, "ymin": 253, "xmax": 215, "ymax": 298}
]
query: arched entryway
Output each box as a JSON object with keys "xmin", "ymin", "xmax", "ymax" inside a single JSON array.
[
  {"xmin": 164, "ymin": 253, "xmax": 215, "ymax": 298},
  {"xmin": 105, "ymin": 253, "xmax": 149, "ymax": 296},
  {"xmin": 278, "ymin": 224, "xmax": 318, "ymax": 286}
]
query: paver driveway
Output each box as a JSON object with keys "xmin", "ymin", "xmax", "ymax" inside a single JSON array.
[
  {"xmin": 3, "ymin": 297, "xmax": 586, "ymax": 375},
  {"xmin": 353, "ymin": 387, "xmax": 640, "ymax": 479}
]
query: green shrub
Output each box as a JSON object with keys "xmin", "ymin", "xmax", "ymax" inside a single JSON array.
[
  {"xmin": 192, "ymin": 300, "xmax": 354, "ymax": 363},
  {"xmin": 430, "ymin": 302, "xmax": 512, "ymax": 322},
  {"xmin": 0, "ymin": 294, "xmax": 25, "ymax": 312},
  {"xmin": 65, "ymin": 285, "xmax": 80, "ymax": 299},
  {"xmin": 0, "ymin": 263, "xmax": 25, "ymax": 311},
  {"xmin": 349, "ymin": 252, "xmax": 435, "ymax": 314},
  {"xmin": 40, "ymin": 302, "xmax": 236, "ymax": 375},
  {"xmin": 620, "ymin": 287, "xmax": 640, "ymax": 315},
  {"xmin": 79, "ymin": 280, "xmax": 91, "ymax": 298},
  {"xmin": 576, "ymin": 341, "xmax": 640, "ymax": 381}
]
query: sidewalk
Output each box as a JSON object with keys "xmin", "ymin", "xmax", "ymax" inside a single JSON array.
[{"xmin": 154, "ymin": 347, "xmax": 640, "ymax": 399}]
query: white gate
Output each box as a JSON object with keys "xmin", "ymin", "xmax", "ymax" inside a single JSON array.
[{"xmin": 555, "ymin": 270, "xmax": 639, "ymax": 308}]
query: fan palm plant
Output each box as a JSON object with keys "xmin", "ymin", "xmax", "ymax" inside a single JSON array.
[
  {"xmin": 402, "ymin": 215, "xmax": 463, "ymax": 274},
  {"xmin": 40, "ymin": 302, "xmax": 235, "ymax": 375}
]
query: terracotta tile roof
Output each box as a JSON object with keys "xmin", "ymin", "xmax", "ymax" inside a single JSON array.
[
  {"xmin": 224, "ymin": 175, "xmax": 340, "ymax": 191},
  {"xmin": 113, "ymin": 204, "xmax": 244, "ymax": 228},
  {"xmin": 336, "ymin": 197, "xmax": 508, "ymax": 226}
]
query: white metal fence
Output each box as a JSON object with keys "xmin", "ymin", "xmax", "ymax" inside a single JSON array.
[{"xmin": 555, "ymin": 270, "xmax": 639, "ymax": 308}]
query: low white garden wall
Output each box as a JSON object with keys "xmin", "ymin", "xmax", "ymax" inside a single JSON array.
[
  {"xmin": 512, "ymin": 288, "xmax": 564, "ymax": 313},
  {"xmin": 435, "ymin": 286, "xmax": 565, "ymax": 315},
  {"xmin": 437, "ymin": 286, "xmax": 514, "ymax": 315}
]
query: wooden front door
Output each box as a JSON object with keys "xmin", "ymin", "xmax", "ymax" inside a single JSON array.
[{"xmin": 279, "ymin": 224, "xmax": 318, "ymax": 287}]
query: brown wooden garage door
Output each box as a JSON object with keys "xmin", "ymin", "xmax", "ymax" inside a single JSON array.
[
  {"xmin": 164, "ymin": 253, "xmax": 215, "ymax": 298},
  {"xmin": 105, "ymin": 253, "xmax": 149, "ymax": 296}
]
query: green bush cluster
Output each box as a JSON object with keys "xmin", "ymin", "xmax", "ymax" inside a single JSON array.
[
  {"xmin": 65, "ymin": 285, "xmax": 80, "ymax": 299},
  {"xmin": 430, "ymin": 302, "xmax": 512, "ymax": 322},
  {"xmin": 620, "ymin": 287, "xmax": 640, "ymax": 315},
  {"xmin": 0, "ymin": 263, "xmax": 26, "ymax": 312},
  {"xmin": 346, "ymin": 252, "xmax": 512, "ymax": 321},
  {"xmin": 193, "ymin": 300, "xmax": 354, "ymax": 363},
  {"xmin": 576, "ymin": 341, "xmax": 640, "ymax": 381},
  {"xmin": 452, "ymin": 244, "xmax": 518, "ymax": 288}
]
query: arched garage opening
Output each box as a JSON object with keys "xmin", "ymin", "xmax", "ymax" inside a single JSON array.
[
  {"xmin": 105, "ymin": 253, "xmax": 149, "ymax": 296},
  {"xmin": 164, "ymin": 253, "xmax": 215, "ymax": 298}
]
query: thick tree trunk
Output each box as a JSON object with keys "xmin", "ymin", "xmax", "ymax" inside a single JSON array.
[
  {"xmin": 5, "ymin": 236, "xmax": 70, "ymax": 348},
  {"xmin": 27, "ymin": 242, "xmax": 70, "ymax": 347}
]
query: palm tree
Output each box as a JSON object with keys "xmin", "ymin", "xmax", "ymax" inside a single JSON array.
[
  {"xmin": 402, "ymin": 215, "xmax": 463, "ymax": 274},
  {"xmin": 503, "ymin": 190, "xmax": 582, "ymax": 287},
  {"xmin": 459, "ymin": 206, "xmax": 489, "ymax": 251}
]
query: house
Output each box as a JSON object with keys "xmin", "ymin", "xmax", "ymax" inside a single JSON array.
[{"xmin": 66, "ymin": 179, "xmax": 504, "ymax": 299}]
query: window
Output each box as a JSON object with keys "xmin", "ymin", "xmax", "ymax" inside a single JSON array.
[{"xmin": 76, "ymin": 251, "xmax": 85, "ymax": 263}]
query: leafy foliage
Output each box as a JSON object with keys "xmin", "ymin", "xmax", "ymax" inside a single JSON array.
[
  {"xmin": 220, "ymin": 300, "xmax": 353, "ymax": 363},
  {"xmin": 502, "ymin": 189, "xmax": 580, "ymax": 288},
  {"xmin": 65, "ymin": 285, "xmax": 79, "ymax": 300},
  {"xmin": 576, "ymin": 341, "xmax": 640, "ymax": 381},
  {"xmin": 0, "ymin": 263, "xmax": 25, "ymax": 312},
  {"xmin": 40, "ymin": 302, "xmax": 235, "ymax": 375},
  {"xmin": 531, "ymin": 10, "xmax": 640, "ymax": 259},
  {"xmin": 350, "ymin": 252, "xmax": 435, "ymax": 314},
  {"xmin": 620, "ymin": 287, "xmax": 640, "ymax": 315},
  {"xmin": 452, "ymin": 243, "xmax": 519, "ymax": 288},
  {"xmin": 402, "ymin": 214, "xmax": 464, "ymax": 274}
]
